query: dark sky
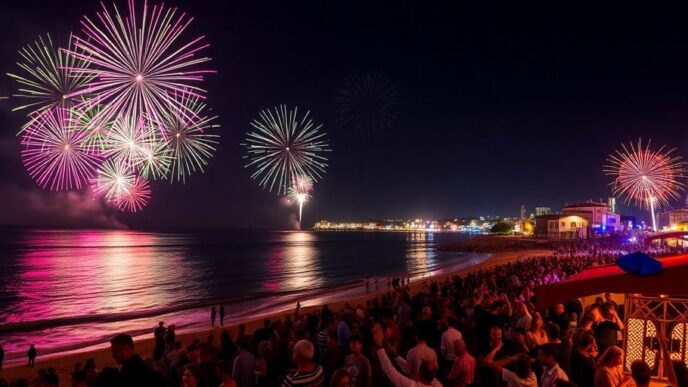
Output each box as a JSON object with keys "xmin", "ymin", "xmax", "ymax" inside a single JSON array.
[{"xmin": 1, "ymin": 1, "xmax": 688, "ymax": 229}]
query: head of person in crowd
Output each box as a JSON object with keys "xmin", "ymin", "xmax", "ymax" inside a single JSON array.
[
  {"xmin": 453, "ymin": 338, "xmax": 467, "ymax": 358},
  {"xmin": 182, "ymin": 364, "xmax": 207, "ymax": 387},
  {"xmin": 579, "ymin": 316, "xmax": 593, "ymax": 331},
  {"xmin": 589, "ymin": 304, "xmax": 606, "ymax": 323},
  {"xmin": 531, "ymin": 313, "xmax": 545, "ymax": 331},
  {"xmin": 489, "ymin": 326, "xmax": 503, "ymax": 347},
  {"xmin": 236, "ymin": 338, "xmax": 250, "ymax": 353},
  {"xmin": 630, "ymin": 360, "xmax": 651, "ymax": 387},
  {"xmin": 349, "ymin": 334, "xmax": 364, "ymax": 356},
  {"xmin": 330, "ymin": 368, "xmax": 352, "ymax": 387},
  {"xmin": 577, "ymin": 334, "xmax": 597, "ymax": 355},
  {"xmin": 419, "ymin": 360, "xmax": 438, "ymax": 385},
  {"xmin": 595, "ymin": 346, "xmax": 624, "ymax": 369},
  {"xmin": 110, "ymin": 333, "xmax": 136, "ymax": 365},
  {"xmin": 538, "ymin": 344, "xmax": 559, "ymax": 369},
  {"xmin": 293, "ymin": 339, "xmax": 315, "ymax": 368},
  {"xmin": 604, "ymin": 293, "xmax": 613, "ymax": 303},
  {"xmin": 547, "ymin": 323, "xmax": 561, "ymax": 342}
]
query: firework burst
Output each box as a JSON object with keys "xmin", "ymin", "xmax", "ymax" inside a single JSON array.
[
  {"xmin": 243, "ymin": 105, "xmax": 330, "ymax": 195},
  {"xmin": 7, "ymin": 34, "xmax": 94, "ymax": 130},
  {"xmin": 65, "ymin": 0, "xmax": 215, "ymax": 128},
  {"xmin": 336, "ymin": 71, "xmax": 403, "ymax": 138},
  {"xmin": 604, "ymin": 138, "xmax": 687, "ymax": 230},
  {"xmin": 20, "ymin": 107, "xmax": 102, "ymax": 191},
  {"xmin": 114, "ymin": 176, "xmax": 151, "ymax": 212},
  {"xmin": 92, "ymin": 158, "xmax": 136, "ymax": 201},
  {"xmin": 102, "ymin": 114, "xmax": 155, "ymax": 168},
  {"xmin": 160, "ymin": 93, "xmax": 219, "ymax": 182}
]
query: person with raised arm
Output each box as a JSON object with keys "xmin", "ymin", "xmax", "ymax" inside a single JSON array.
[{"xmin": 371, "ymin": 323, "xmax": 442, "ymax": 387}]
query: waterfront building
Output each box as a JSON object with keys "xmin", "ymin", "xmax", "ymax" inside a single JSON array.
[
  {"xmin": 535, "ymin": 207, "xmax": 551, "ymax": 216},
  {"xmin": 562, "ymin": 201, "xmax": 620, "ymax": 234},
  {"xmin": 657, "ymin": 209, "xmax": 688, "ymax": 230},
  {"xmin": 534, "ymin": 214, "xmax": 588, "ymax": 239}
]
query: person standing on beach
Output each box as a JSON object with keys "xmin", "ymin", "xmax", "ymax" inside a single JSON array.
[
  {"xmin": 154, "ymin": 321, "xmax": 166, "ymax": 361},
  {"xmin": 0, "ymin": 343, "xmax": 4, "ymax": 369},
  {"xmin": 211, "ymin": 305, "xmax": 217, "ymax": 327},
  {"xmin": 27, "ymin": 344, "xmax": 36, "ymax": 367},
  {"xmin": 220, "ymin": 304, "xmax": 225, "ymax": 326}
]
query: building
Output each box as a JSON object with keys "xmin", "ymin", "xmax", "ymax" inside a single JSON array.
[
  {"xmin": 608, "ymin": 197, "xmax": 616, "ymax": 213},
  {"xmin": 534, "ymin": 214, "xmax": 588, "ymax": 239},
  {"xmin": 520, "ymin": 205, "xmax": 526, "ymax": 221},
  {"xmin": 562, "ymin": 201, "xmax": 620, "ymax": 234},
  {"xmin": 657, "ymin": 209, "xmax": 688, "ymax": 230},
  {"xmin": 535, "ymin": 207, "xmax": 552, "ymax": 216}
]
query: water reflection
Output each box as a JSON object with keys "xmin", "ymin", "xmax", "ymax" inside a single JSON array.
[
  {"xmin": 8, "ymin": 230, "xmax": 204, "ymax": 324},
  {"xmin": 263, "ymin": 232, "xmax": 323, "ymax": 291},
  {"xmin": 405, "ymin": 232, "xmax": 437, "ymax": 276}
]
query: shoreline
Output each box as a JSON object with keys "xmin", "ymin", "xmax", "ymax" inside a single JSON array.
[{"xmin": 0, "ymin": 248, "xmax": 553, "ymax": 383}]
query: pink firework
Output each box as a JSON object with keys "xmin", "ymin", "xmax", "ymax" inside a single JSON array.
[
  {"xmin": 92, "ymin": 158, "xmax": 136, "ymax": 201},
  {"xmin": 115, "ymin": 176, "xmax": 151, "ymax": 212},
  {"xmin": 21, "ymin": 107, "xmax": 102, "ymax": 190},
  {"xmin": 604, "ymin": 138, "xmax": 686, "ymax": 209},
  {"xmin": 65, "ymin": 0, "xmax": 214, "ymax": 128}
]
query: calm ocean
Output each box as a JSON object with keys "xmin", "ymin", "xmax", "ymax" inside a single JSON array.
[{"xmin": 0, "ymin": 228, "xmax": 487, "ymax": 363}]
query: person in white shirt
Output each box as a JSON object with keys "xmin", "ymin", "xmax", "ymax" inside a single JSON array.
[
  {"xmin": 484, "ymin": 341, "xmax": 537, "ymax": 387},
  {"xmin": 371, "ymin": 323, "xmax": 442, "ymax": 387},
  {"xmin": 404, "ymin": 327, "xmax": 438, "ymax": 380},
  {"xmin": 538, "ymin": 343, "xmax": 569, "ymax": 387},
  {"xmin": 440, "ymin": 317, "xmax": 462, "ymax": 362}
]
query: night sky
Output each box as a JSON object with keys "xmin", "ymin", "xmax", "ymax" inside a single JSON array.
[{"xmin": 1, "ymin": 1, "xmax": 688, "ymax": 229}]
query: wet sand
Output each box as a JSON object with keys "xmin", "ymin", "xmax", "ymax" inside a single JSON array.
[{"xmin": 0, "ymin": 248, "xmax": 553, "ymax": 383}]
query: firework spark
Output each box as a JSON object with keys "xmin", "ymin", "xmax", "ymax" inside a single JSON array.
[
  {"xmin": 114, "ymin": 176, "xmax": 151, "ymax": 212},
  {"xmin": 604, "ymin": 138, "xmax": 687, "ymax": 230},
  {"xmin": 21, "ymin": 107, "xmax": 102, "ymax": 191},
  {"xmin": 65, "ymin": 0, "xmax": 215, "ymax": 128},
  {"xmin": 102, "ymin": 114, "xmax": 155, "ymax": 168},
  {"xmin": 336, "ymin": 71, "xmax": 403, "ymax": 138},
  {"xmin": 243, "ymin": 105, "xmax": 330, "ymax": 195},
  {"xmin": 7, "ymin": 34, "xmax": 94, "ymax": 130},
  {"xmin": 160, "ymin": 93, "xmax": 219, "ymax": 182},
  {"xmin": 92, "ymin": 158, "xmax": 136, "ymax": 201}
]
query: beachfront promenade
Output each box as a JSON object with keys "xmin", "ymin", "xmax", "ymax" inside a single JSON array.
[{"xmin": 1, "ymin": 238, "xmax": 685, "ymax": 387}]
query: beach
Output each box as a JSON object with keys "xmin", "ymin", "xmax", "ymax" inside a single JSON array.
[{"xmin": 0, "ymin": 248, "xmax": 553, "ymax": 383}]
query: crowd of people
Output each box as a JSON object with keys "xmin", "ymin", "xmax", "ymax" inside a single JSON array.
[{"xmin": 2, "ymin": 241, "xmax": 687, "ymax": 387}]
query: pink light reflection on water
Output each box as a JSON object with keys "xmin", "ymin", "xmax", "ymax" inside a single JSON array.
[
  {"xmin": 263, "ymin": 232, "xmax": 323, "ymax": 292},
  {"xmin": 4, "ymin": 230, "xmax": 207, "ymax": 352}
]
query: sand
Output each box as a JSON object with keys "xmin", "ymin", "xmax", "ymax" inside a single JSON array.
[{"xmin": 0, "ymin": 248, "xmax": 553, "ymax": 383}]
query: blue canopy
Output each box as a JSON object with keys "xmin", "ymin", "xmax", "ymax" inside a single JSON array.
[{"xmin": 616, "ymin": 251, "xmax": 663, "ymax": 276}]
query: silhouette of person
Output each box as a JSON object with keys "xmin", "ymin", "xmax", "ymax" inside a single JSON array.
[
  {"xmin": 219, "ymin": 305, "xmax": 225, "ymax": 326},
  {"xmin": 153, "ymin": 321, "xmax": 165, "ymax": 360},
  {"xmin": 27, "ymin": 344, "xmax": 37, "ymax": 367},
  {"xmin": 211, "ymin": 306, "xmax": 217, "ymax": 327},
  {"xmin": 0, "ymin": 343, "xmax": 4, "ymax": 370}
]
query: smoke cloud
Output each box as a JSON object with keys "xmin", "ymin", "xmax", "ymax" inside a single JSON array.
[{"xmin": 0, "ymin": 184, "xmax": 126, "ymax": 229}]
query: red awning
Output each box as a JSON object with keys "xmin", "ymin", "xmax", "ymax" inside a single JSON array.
[{"xmin": 535, "ymin": 254, "xmax": 688, "ymax": 309}]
